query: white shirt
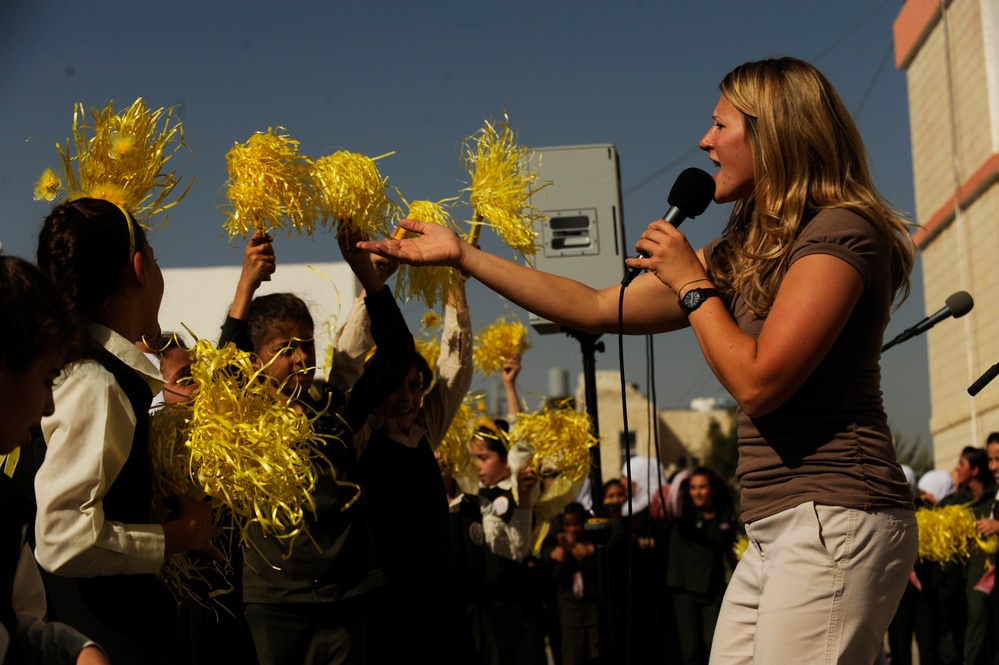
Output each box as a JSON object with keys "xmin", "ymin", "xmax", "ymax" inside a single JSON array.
[
  {"xmin": 479, "ymin": 476, "xmax": 534, "ymax": 563},
  {"xmin": 35, "ymin": 324, "xmax": 166, "ymax": 577},
  {"xmin": 11, "ymin": 525, "xmax": 101, "ymax": 663}
]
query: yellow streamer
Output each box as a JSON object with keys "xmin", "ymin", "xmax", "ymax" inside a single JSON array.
[
  {"xmin": 221, "ymin": 128, "xmax": 320, "ymax": 238},
  {"xmin": 915, "ymin": 504, "xmax": 999, "ymax": 563},
  {"xmin": 35, "ymin": 97, "xmax": 193, "ymax": 225},
  {"xmin": 510, "ymin": 399, "xmax": 598, "ymax": 484},
  {"xmin": 473, "ymin": 316, "xmax": 531, "ymax": 376},
  {"xmin": 312, "ymin": 150, "xmax": 399, "ymax": 239},
  {"xmin": 461, "ymin": 114, "xmax": 548, "ymax": 256},
  {"xmin": 394, "ymin": 199, "xmax": 464, "ymax": 308}
]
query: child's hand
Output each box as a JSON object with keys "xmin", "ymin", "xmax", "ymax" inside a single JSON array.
[
  {"xmin": 240, "ymin": 233, "xmax": 276, "ymax": 291},
  {"xmin": 516, "ymin": 463, "xmax": 538, "ymax": 507},
  {"xmin": 371, "ymin": 252, "xmax": 399, "ymax": 283},
  {"xmin": 501, "ymin": 354, "xmax": 522, "ymax": 387},
  {"xmin": 977, "ymin": 517, "xmax": 999, "ymax": 537},
  {"xmin": 338, "ymin": 229, "xmax": 384, "ymax": 294},
  {"xmin": 550, "ymin": 544, "xmax": 567, "ymax": 563},
  {"xmin": 570, "ymin": 541, "xmax": 595, "ymax": 560},
  {"xmin": 229, "ymin": 233, "xmax": 275, "ymax": 321}
]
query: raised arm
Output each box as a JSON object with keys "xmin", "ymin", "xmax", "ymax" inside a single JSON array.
[
  {"xmin": 228, "ymin": 233, "xmax": 276, "ymax": 322},
  {"xmin": 358, "ymin": 219, "xmax": 692, "ymax": 335},
  {"xmin": 501, "ymin": 353, "xmax": 522, "ymax": 418}
]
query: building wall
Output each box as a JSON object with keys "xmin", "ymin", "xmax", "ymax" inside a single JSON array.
[
  {"xmin": 578, "ymin": 370, "xmax": 734, "ymax": 484},
  {"xmin": 897, "ymin": 0, "xmax": 999, "ymax": 466}
]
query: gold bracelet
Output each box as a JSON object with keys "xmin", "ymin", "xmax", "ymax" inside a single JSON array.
[{"xmin": 675, "ymin": 277, "xmax": 711, "ymax": 296}]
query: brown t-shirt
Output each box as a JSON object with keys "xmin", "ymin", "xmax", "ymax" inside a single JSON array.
[{"xmin": 704, "ymin": 208, "xmax": 914, "ymax": 524}]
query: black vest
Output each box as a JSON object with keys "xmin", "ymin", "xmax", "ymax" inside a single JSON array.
[{"xmin": 42, "ymin": 343, "xmax": 181, "ymax": 664}]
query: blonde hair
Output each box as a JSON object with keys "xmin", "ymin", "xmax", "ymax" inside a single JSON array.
[{"xmin": 708, "ymin": 57, "xmax": 915, "ymax": 316}]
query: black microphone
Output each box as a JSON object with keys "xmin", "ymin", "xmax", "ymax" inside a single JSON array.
[
  {"xmin": 621, "ymin": 167, "xmax": 716, "ymax": 287},
  {"xmin": 881, "ymin": 290, "xmax": 974, "ymax": 352}
]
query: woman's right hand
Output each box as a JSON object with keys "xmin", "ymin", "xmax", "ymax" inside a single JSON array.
[{"xmin": 357, "ymin": 219, "xmax": 465, "ymax": 268}]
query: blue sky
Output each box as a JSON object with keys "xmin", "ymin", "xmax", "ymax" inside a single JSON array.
[{"xmin": 0, "ymin": 0, "xmax": 934, "ymax": 447}]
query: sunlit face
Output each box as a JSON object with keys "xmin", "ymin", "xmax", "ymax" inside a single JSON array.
[
  {"xmin": 372, "ymin": 365, "xmax": 423, "ymax": 432},
  {"xmin": 138, "ymin": 246, "xmax": 165, "ymax": 343},
  {"xmin": 0, "ymin": 349, "xmax": 65, "ymax": 454},
  {"xmin": 987, "ymin": 442, "xmax": 999, "ymax": 484},
  {"xmin": 699, "ymin": 94, "xmax": 755, "ymax": 203},
  {"xmin": 255, "ymin": 321, "xmax": 316, "ymax": 398},
  {"xmin": 160, "ymin": 346, "xmax": 194, "ymax": 405},
  {"xmin": 688, "ymin": 473, "xmax": 716, "ymax": 511},
  {"xmin": 470, "ymin": 438, "xmax": 510, "ymax": 487},
  {"xmin": 562, "ymin": 512, "xmax": 584, "ymax": 541},
  {"xmin": 604, "ymin": 482, "xmax": 627, "ymax": 506},
  {"xmin": 955, "ymin": 455, "xmax": 974, "ymax": 486}
]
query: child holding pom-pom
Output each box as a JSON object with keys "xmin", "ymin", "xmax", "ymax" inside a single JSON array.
[
  {"xmin": 217, "ymin": 230, "xmax": 414, "ymax": 665},
  {"xmin": 333, "ymin": 273, "xmax": 476, "ymax": 663},
  {"xmin": 33, "ymin": 199, "xmax": 220, "ymax": 664}
]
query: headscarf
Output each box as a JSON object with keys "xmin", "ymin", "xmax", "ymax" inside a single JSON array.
[
  {"xmin": 917, "ymin": 469, "xmax": 955, "ymax": 504},
  {"xmin": 621, "ymin": 456, "xmax": 667, "ymax": 516}
]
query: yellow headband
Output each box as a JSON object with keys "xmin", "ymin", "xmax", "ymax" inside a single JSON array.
[{"xmin": 115, "ymin": 203, "xmax": 136, "ymax": 259}]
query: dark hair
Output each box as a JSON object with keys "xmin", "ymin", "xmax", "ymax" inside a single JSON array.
[
  {"xmin": 149, "ymin": 331, "xmax": 189, "ymax": 353},
  {"xmin": 247, "ymin": 293, "xmax": 315, "ymax": 352},
  {"xmin": 603, "ymin": 478, "xmax": 625, "ymax": 497},
  {"xmin": 688, "ymin": 466, "xmax": 734, "ymax": 514},
  {"xmin": 0, "ymin": 255, "xmax": 78, "ymax": 369},
  {"xmin": 986, "ymin": 432, "xmax": 999, "ymax": 445},
  {"xmin": 36, "ymin": 198, "xmax": 150, "ymax": 324},
  {"xmin": 561, "ymin": 501, "xmax": 587, "ymax": 525},
  {"xmin": 472, "ymin": 417, "xmax": 509, "ymax": 458},
  {"xmin": 961, "ymin": 446, "xmax": 989, "ymax": 483},
  {"xmin": 410, "ymin": 350, "xmax": 434, "ymax": 395}
]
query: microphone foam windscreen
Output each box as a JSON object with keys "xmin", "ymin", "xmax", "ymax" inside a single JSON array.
[
  {"xmin": 945, "ymin": 290, "xmax": 974, "ymax": 317},
  {"xmin": 667, "ymin": 167, "xmax": 716, "ymax": 217}
]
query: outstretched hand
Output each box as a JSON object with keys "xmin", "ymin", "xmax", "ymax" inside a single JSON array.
[{"xmin": 356, "ymin": 219, "xmax": 464, "ymax": 268}]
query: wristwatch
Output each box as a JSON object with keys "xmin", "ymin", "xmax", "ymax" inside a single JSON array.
[{"xmin": 680, "ymin": 287, "xmax": 720, "ymax": 314}]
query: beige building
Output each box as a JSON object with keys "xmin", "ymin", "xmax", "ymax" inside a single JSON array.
[
  {"xmin": 576, "ymin": 370, "xmax": 735, "ymax": 483},
  {"xmin": 895, "ymin": 0, "xmax": 999, "ymax": 466}
]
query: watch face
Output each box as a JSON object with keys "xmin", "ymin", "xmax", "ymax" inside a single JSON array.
[{"xmin": 683, "ymin": 289, "xmax": 701, "ymax": 312}]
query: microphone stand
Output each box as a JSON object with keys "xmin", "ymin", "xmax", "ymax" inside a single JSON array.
[
  {"xmin": 561, "ymin": 327, "xmax": 618, "ymax": 664},
  {"xmin": 969, "ymin": 362, "xmax": 999, "ymax": 396}
]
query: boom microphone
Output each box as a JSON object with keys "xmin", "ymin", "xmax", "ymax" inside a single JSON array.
[
  {"xmin": 621, "ymin": 167, "xmax": 716, "ymax": 287},
  {"xmin": 881, "ymin": 290, "xmax": 974, "ymax": 352}
]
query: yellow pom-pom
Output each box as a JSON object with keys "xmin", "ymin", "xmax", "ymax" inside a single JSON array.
[
  {"xmin": 473, "ymin": 316, "xmax": 531, "ymax": 376},
  {"xmin": 312, "ymin": 151, "xmax": 399, "ymax": 239},
  {"xmin": 915, "ymin": 504, "xmax": 984, "ymax": 563},
  {"xmin": 394, "ymin": 199, "xmax": 464, "ymax": 308},
  {"xmin": 733, "ymin": 534, "xmax": 750, "ymax": 561},
  {"xmin": 221, "ymin": 128, "xmax": 320, "ymax": 239},
  {"xmin": 149, "ymin": 339, "xmax": 334, "ymax": 558},
  {"xmin": 41, "ymin": 98, "xmax": 192, "ymax": 226},
  {"xmin": 438, "ymin": 400, "xmax": 475, "ymax": 478},
  {"xmin": 509, "ymin": 400, "xmax": 598, "ymax": 483},
  {"xmin": 461, "ymin": 114, "xmax": 548, "ymax": 256},
  {"xmin": 415, "ymin": 337, "xmax": 441, "ymax": 374}
]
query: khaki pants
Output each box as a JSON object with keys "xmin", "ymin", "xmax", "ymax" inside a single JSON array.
[{"xmin": 709, "ymin": 501, "xmax": 917, "ymax": 665}]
